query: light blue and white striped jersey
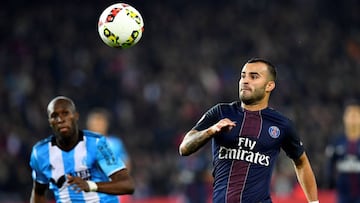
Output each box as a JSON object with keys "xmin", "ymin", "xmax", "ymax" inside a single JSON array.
[
  {"xmin": 106, "ymin": 135, "xmax": 129, "ymax": 164},
  {"xmin": 30, "ymin": 130, "xmax": 126, "ymax": 203}
]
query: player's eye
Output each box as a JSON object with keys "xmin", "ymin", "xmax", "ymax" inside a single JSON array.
[
  {"xmin": 250, "ymin": 74, "xmax": 259, "ymax": 79},
  {"xmin": 50, "ymin": 113, "xmax": 57, "ymax": 119},
  {"xmin": 61, "ymin": 111, "xmax": 70, "ymax": 117}
]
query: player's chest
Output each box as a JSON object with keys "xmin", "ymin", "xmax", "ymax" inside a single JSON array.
[
  {"xmin": 215, "ymin": 118, "xmax": 284, "ymax": 150},
  {"xmin": 334, "ymin": 142, "xmax": 360, "ymax": 158},
  {"xmin": 334, "ymin": 142, "xmax": 360, "ymax": 172},
  {"xmin": 46, "ymin": 143, "xmax": 96, "ymax": 177}
]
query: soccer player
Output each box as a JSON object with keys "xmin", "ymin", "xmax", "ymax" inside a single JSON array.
[
  {"xmin": 325, "ymin": 99, "xmax": 360, "ymax": 203},
  {"xmin": 179, "ymin": 58, "xmax": 319, "ymax": 203},
  {"xmin": 29, "ymin": 96, "xmax": 134, "ymax": 203},
  {"xmin": 86, "ymin": 108, "xmax": 131, "ymax": 171}
]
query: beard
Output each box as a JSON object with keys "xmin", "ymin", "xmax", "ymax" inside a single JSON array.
[{"xmin": 239, "ymin": 87, "xmax": 266, "ymax": 105}]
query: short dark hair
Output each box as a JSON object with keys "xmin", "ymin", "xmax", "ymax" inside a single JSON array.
[
  {"xmin": 47, "ymin": 96, "xmax": 76, "ymax": 115},
  {"xmin": 246, "ymin": 57, "xmax": 277, "ymax": 81}
]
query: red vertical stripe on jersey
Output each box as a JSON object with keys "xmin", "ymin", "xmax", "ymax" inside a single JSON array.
[
  {"xmin": 226, "ymin": 161, "xmax": 250, "ymax": 202},
  {"xmin": 226, "ymin": 110, "xmax": 261, "ymax": 203},
  {"xmin": 241, "ymin": 110, "xmax": 262, "ymax": 139}
]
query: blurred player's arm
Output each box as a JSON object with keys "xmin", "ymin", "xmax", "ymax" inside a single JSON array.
[
  {"xmin": 125, "ymin": 160, "xmax": 131, "ymax": 172},
  {"xmin": 30, "ymin": 181, "xmax": 48, "ymax": 203},
  {"xmin": 293, "ymin": 152, "xmax": 319, "ymax": 202},
  {"xmin": 67, "ymin": 168, "xmax": 134, "ymax": 194},
  {"xmin": 117, "ymin": 139, "xmax": 132, "ymax": 172},
  {"xmin": 179, "ymin": 118, "xmax": 236, "ymax": 156},
  {"xmin": 94, "ymin": 168, "xmax": 134, "ymax": 194}
]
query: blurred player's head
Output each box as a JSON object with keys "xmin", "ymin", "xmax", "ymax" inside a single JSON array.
[
  {"xmin": 47, "ymin": 96, "xmax": 79, "ymax": 139},
  {"xmin": 86, "ymin": 108, "xmax": 111, "ymax": 135},
  {"xmin": 239, "ymin": 58, "xmax": 276, "ymax": 106},
  {"xmin": 343, "ymin": 98, "xmax": 360, "ymax": 140}
]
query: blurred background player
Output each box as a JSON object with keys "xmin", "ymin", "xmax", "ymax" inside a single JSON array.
[
  {"xmin": 325, "ymin": 99, "xmax": 360, "ymax": 203},
  {"xmin": 86, "ymin": 108, "xmax": 131, "ymax": 171},
  {"xmin": 30, "ymin": 96, "xmax": 134, "ymax": 202}
]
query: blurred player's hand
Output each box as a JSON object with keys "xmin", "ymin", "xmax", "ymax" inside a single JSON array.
[{"xmin": 67, "ymin": 174, "xmax": 90, "ymax": 192}]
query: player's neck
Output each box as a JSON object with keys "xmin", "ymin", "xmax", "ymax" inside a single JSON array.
[
  {"xmin": 240, "ymin": 93, "xmax": 270, "ymax": 111},
  {"xmin": 56, "ymin": 132, "xmax": 80, "ymax": 151},
  {"xmin": 345, "ymin": 127, "xmax": 360, "ymax": 141},
  {"xmin": 241, "ymin": 101, "xmax": 268, "ymax": 111}
]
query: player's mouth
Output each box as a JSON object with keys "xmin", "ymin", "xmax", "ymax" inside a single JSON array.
[
  {"xmin": 240, "ymin": 87, "xmax": 251, "ymax": 92},
  {"xmin": 58, "ymin": 126, "xmax": 70, "ymax": 133}
]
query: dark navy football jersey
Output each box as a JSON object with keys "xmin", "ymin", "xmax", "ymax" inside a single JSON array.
[
  {"xmin": 325, "ymin": 135, "xmax": 360, "ymax": 203},
  {"xmin": 193, "ymin": 101, "xmax": 304, "ymax": 203}
]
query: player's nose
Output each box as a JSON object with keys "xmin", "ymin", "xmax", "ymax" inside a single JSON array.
[{"xmin": 55, "ymin": 116, "xmax": 64, "ymax": 123}]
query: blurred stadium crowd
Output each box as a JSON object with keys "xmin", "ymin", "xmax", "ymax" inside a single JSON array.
[{"xmin": 0, "ymin": 0, "xmax": 359, "ymax": 201}]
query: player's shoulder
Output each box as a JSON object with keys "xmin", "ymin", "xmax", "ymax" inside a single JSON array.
[
  {"xmin": 83, "ymin": 130, "xmax": 104, "ymax": 139},
  {"xmin": 262, "ymin": 107, "xmax": 293, "ymax": 126},
  {"xmin": 33, "ymin": 135, "xmax": 53, "ymax": 149},
  {"xmin": 263, "ymin": 107, "xmax": 288, "ymax": 118},
  {"xmin": 325, "ymin": 134, "xmax": 347, "ymax": 156},
  {"xmin": 82, "ymin": 130, "xmax": 108, "ymax": 145},
  {"xmin": 213, "ymin": 101, "xmax": 241, "ymax": 111},
  {"xmin": 216, "ymin": 101, "xmax": 240, "ymax": 107},
  {"xmin": 329, "ymin": 134, "xmax": 347, "ymax": 145},
  {"xmin": 107, "ymin": 135, "xmax": 123, "ymax": 142},
  {"xmin": 206, "ymin": 101, "xmax": 241, "ymax": 117}
]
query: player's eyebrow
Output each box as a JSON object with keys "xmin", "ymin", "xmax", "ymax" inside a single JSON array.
[{"xmin": 241, "ymin": 71, "xmax": 261, "ymax": 76}]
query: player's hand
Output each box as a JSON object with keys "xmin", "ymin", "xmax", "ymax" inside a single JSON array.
[
  {"xmin": 67, "ymin": 175, "xmax": 90, "ymax": 192},
  {"xmin": 209, "ymin": 118, "xmax": 236, "ymax": 134}
]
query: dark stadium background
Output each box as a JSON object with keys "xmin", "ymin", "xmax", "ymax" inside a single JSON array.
[{"xmin": 0, "ymin": 0, "xmax": 359, "ymax": 202}]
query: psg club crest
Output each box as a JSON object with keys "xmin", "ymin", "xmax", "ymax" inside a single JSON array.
[{"xmin": 268, "ymin": 126, "xmax": 280, "ymax": 138}]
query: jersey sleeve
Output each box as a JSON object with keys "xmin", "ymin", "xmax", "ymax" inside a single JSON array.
[
  {"xmin": 116, "ymin": 139, "xmax": 129, "ymax": 163},
  {"xmin": 97, "ymin": 136, "xmax": 126, "ymax": 176},
  {"xmin": 280, "ymin": 120, "xmax": 305, "ymax": 160},
  {"xmin": 193, "ymin": 104, "xmax": 220, "ymax": 131},
  {"xmin": 108, "ymin": 136, "xmax": 129, "ymax": 163},
  {"xmin": 29, "ymin": 147, "xmax": 49, "ymax": 184}
]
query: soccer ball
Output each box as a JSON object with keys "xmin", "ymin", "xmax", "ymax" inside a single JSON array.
[{"xmin": 98, "ymin": 3, "xmax": 144, "ymax": 48}]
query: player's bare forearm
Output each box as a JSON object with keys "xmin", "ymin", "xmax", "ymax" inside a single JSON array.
[
  {"xmin": 93, "ymin": 169, "xmax": 134, "ymax": 194},
  {"xmin": 30, "ymin": 194, "xmax": 47, "ymax": 203},
  {"xmin": 30, "ymin": 182, "xmax": 48, "ymax": 203},
  {"xmin": 293, "ymin": 152, "xmax": 318, "ymax": 202},
  {"xmin": 96, "ymin": 173, "xmax": 135, "ymax": 194},
  {"xmin": 179, "ymin": 118, "xmax": 236, "ymax": 156},
  {"xmin": 67, "ymin": 170, "xmax": 134, "ymax": 195},
  {"xmin": 179, "ymin": 129, "xmax": 213, "ymax": 156}
]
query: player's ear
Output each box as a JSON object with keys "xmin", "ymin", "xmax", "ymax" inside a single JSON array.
[{"xmin": 266, "ymin": 81, "xmax": 275, "ymax": 92}]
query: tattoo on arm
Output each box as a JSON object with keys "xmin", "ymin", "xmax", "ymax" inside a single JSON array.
[{"xmin": 180, "ymin": 130, "xmax": 213, "ymax": 156}]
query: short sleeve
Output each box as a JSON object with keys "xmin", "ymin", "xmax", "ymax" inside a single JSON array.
[
  {"xmin": 193, "ymin": 104, "xmax": 221, "ymax": 131},
  {"xmin": 29, "ymin": 147, "xmax": 49, "ymax": 184},
  {"xmin": 97, "ymin": 136, "xmax": 126, "ymax": 176},
  {"xmin": 116, "ymin": 139, "xmax": 129, "ymax": 162},
  {"xmin": 107, "ymin": 136, "xmax": 129, "ymax": 163},
  {"xmin": 281, "ymin": 120, "xmax": 305, "ymax": 160}
]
